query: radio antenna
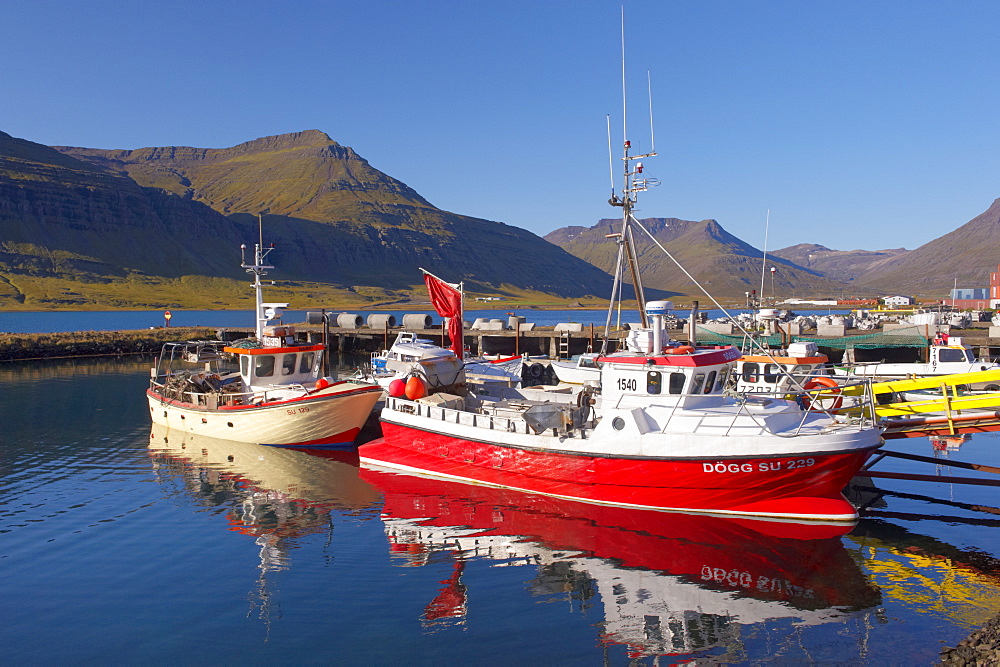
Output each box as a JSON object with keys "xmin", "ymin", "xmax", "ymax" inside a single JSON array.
[
  {"xmin": 607, "ymin": 115, "xmax": 616, "ymax": 196},
  {"xmin": 621, "ymin": 5, "xmax": 627, "ymax": 150},
  {"xmin": 647, "ymin": 70, "xmax": 655, "ymax": 153}
]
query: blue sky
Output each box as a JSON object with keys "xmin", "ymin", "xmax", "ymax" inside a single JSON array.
[{"xmin": 3, "ymin": 0, "xmax": 999, "ymax": 252}]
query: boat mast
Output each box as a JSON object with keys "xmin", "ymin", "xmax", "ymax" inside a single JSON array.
[
  {"xmin": 606, "ymin": 9, "xmax": 657, "ymax": 332},
  {"xmin": 242, "ymin": 215, "xmax": 277, "ymax": 340}
]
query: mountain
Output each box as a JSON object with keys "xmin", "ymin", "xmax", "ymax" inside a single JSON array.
[
  {"xmin": 847, "ymin": 199, "xmax": 1000, "ymax": 295},
  {"xmin": 770, "ymin": 244, "xmax": 910, "ymax": 284},
  {"xmin": 0, "ymin": 130, "xmax": 614, "ymax": 309},
  {"xmin": 545, "ymin": 217, "xmax": 855, "ymax": 298}
]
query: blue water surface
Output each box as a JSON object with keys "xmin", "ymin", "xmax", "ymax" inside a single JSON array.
[{"xmin": 3, "ymin": 357, "xmax": 997, "ymax": 663}]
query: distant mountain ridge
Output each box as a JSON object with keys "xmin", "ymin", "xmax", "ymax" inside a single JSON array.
[
  {"xmin": 545, "ymin": 217, "xmax": 856, "ymax": 297},
  {"xmin": 770, "ymin": 244, "xmax": 910, "ymax": 284},
  {"xmin": 846, "ymin": 198, "xmax": 1000, "ymax": 293},
  {"xmin": 0, "ymin": 129, "xmax": 614, "ymax": 309}
]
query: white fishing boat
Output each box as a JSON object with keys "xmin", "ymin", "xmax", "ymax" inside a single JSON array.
[
  {"xmin": 146, "ymin": 227, "xmax": 382, "ymax": 449},
  {"xmin": 831, "ymin": 337, "xmax": 1000, "ymax": 382},
  {"xmin": 732, "ymin": 341, "xmax": 832, "ymax": 396}
]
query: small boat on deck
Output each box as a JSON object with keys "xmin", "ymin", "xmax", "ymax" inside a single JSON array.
[
  {"xmin": 357, "ymin": 331, "xmax": 522, "ymax": 392},
  {"xmin": 549, "ymin": 352, "xmax": 602, "ymax": 385},
  {"xmin": 146, "ymin": 230, "xmax": 382, "ymax": 449}
]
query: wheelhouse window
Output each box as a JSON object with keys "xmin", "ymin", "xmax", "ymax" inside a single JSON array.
[
  {"xmin": 281, "ymin": 354, "xmax": 296, "ymax": 376},
  {"xmin": 255, "ymin": 355, "xmax": 275, "ymax": 378},
  {"xmin": 300, "ymin": 352, "xmax": 315, "ymax": 374},
  {"xmin": 763, "ymin": 363, "xmax": 780, "ymax": 383},
  {"xmin": 669, "ymin": 372, "xmax": 686, "ymax": 394},
  {"xmin": 742, "ymin": 362, "xmax": 759, "ymax": 383},
  {"xmin": 715, "ymin": 368, "xmax": 728, "ymax": 391},
  {"xmin": 690, "ymin": 373, "xmax": 706, "ymax": 395},
  {"xmin": 704, "ymin": 370, "xmax": 717, "ymax": 394},
  {"xmin": 646, "ymin": 371, "xmax": 662, "ymax": 394},
  {"xmin": 938, "ymin": 348, "xmax": 967, "ymax": 363},
  {"xmin": 240, "ymin": 355, "xmax": 250, "ymax": 377}
]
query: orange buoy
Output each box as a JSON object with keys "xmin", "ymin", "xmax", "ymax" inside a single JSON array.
[
  {"xmin": 404, "ymin": 376, "xmax": 426, "ymax": 400},
  {"xmin": 388, "ymin": 378, "xmax": 406, "ymax": 397},
  {"xmin": 315, "ymin": 377, "xmax": 332, "ymax": 390},
  {"xmin": 666, "ymin": 345, "xmax": 695, "ymax": 355}
]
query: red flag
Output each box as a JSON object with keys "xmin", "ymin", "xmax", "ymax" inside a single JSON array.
[{"xmin": 423, "ymin": 272, "xmax": 463, "ymax": 360}]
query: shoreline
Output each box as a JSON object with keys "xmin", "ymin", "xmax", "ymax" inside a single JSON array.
[{"xmin": 0, "ymin": 328, "xmax": 217, "ymax": 362}]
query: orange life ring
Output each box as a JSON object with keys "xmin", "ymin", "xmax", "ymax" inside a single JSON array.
[
  {"xmin": 666, "ymin": 345, "xmax": 696, "ymax": 355},
  {"xmin": 801, "ymin": 376, "xmax": 843, "ymax": 411}
]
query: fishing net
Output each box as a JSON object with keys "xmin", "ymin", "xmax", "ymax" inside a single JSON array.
[{"xmin": 694, "ymin": 325, "xmax": 929, "ymax": 349}]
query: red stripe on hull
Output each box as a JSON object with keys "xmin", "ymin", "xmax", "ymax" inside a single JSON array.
[
  {"xmin": 361, "ymin": 423, "xmax": 878, "ymax": 520},
  {"xmin": 263, "ymin": 427, "xmax": 362, "ymax": 449}
]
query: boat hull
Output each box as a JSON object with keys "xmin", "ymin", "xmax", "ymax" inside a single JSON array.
[
  {"xmin": 147, "ymin": 384, "xmax": 382, "ymax": 448},
  {"xmin": 360, "ymin": 422, "xmax": 879, "ymax": 521}
]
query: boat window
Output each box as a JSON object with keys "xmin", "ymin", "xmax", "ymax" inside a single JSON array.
[
  {"xmin": 704, "ymin": 370, "xmax": 717, "ymax": 394},
  {"xmin": 938, "ymin": 348, "xmax": 966, "ymax": 363},
  {"xmin": 255, "ymin": 355, "xmax": 275, "ymax": 378},
  {"xmin": 742, "ymin": 362, "xmax": 759, "ymax": 383},
  {"xmin": 300, "ymin": 352, "xmax": 315, "ymax": 374},
  {"xmin": 580, "ymin": 356, "xmax": 599, "ymax": 369},
  {"xmin": 646, "ymin": 371, "xmax": 662, "ymax": 394},
  {"xmin": 669, "ymin": 372, "xmax": 686, "ymax": 394},
  {"xmin": 763, "ymin": 364, "xmax": 780, "ymax": 383},
  {"xmin": 313, "ymin": 351, "xmax": 324, "ymax": 374},
  {"xmin": 240, "ymin": 355, "xmax": 249, "ymax": 377},
  {"xmin": 690, "ymin": 373, "xmax": 706, "ymax": 394},
  {"xmin": 282, "ymin": 354, "xmax": 296, "ymax": 376},
  {"xmin": 715, "ymin": 368, "xmax": 728, "ymax": 391}
]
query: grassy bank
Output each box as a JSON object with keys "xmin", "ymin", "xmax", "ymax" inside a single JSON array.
[{"xmin": 0, "ymin": 327, "xmax": 217, "ymax": 361}]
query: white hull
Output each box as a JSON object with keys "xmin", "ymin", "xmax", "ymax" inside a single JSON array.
[{"xmin": 147, "ymin": 382, "xmax": 381, "ymax": 448}]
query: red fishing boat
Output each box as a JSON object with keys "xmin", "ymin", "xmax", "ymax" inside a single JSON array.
[{"xmin": 359, "ymin": 110, "xmax": 883, "ymax": 521}]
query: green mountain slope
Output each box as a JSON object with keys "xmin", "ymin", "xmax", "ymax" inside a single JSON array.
[{"xmin": 0, "ymin": 130, "xmax": 614, "ymax": 309}]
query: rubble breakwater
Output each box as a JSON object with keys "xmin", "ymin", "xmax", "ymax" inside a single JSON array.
[{"xmin": 0, "ymin": 328, "xmax": 217, "ymax": 361}]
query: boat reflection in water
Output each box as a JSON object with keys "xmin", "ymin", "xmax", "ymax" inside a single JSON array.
[
  {"xmin": 147, "ymin": 423, "xmax": 381, "ymax": 619},
  {"xmin": 360, "ymin": 468, "xmax": 882, "ymax": 658}
]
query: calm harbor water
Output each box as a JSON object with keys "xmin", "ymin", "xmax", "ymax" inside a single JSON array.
[{"xmin": 4, "ymin": 356, "xmax": 1000, "ymax": 663}]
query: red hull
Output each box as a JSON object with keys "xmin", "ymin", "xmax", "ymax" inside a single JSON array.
[{"xmin": 359, "ymin": 422, "xmax": 880, "ymax": 520}]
